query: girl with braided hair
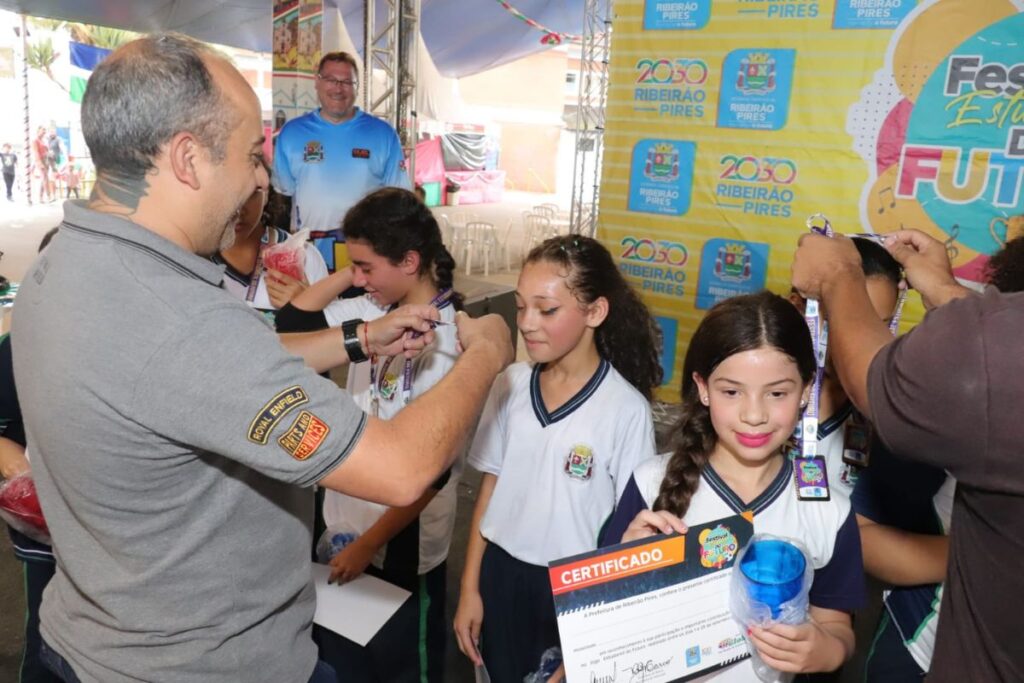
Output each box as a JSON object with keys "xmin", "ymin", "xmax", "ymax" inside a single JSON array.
[{"xmin": 603, "ymin": 291, "xmax": 864, "ymax": 682}]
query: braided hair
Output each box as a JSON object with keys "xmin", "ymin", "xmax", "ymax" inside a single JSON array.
[
  {"xmin": 524, "ymin": 236, "xmax": 663, "ymax": 399},
  {"xmin": 341, "ymin": 187, "xmax": 464, "ymax": 309},
  {"xmin": 653, "ymin": 291, "xmax": 814, "ymax": 517}
]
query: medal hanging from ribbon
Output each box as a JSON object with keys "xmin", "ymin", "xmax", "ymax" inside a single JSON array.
[{"xmin": 369, "ymin": 288, "xmax": 454, "ymax": 415}]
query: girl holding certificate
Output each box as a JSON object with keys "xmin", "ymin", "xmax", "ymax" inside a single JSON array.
[
  {"xmin": 604, "ymin": 292, "xmax": 864, "ymax": 681},
  {"xmin": 454, "ymin": 236, "xmax": 661, "ymax": 683}
]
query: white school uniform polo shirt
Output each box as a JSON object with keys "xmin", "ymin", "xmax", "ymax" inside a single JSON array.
[
  {"xmin": 214, "ymin": 227, "xmax": 330, "ymax": 323},
  {"xmin": 813, "ymin": 403, "xmax": 865, "ymax": 498},
  {"xmin": 609, "ymin": 455, "xmax": 864, "ymax": 683},
  {"xmin": 321, "ymin": 297, "xmax": 461, "ymax": 575},
  {"xmin": 469, "ymin": 360, "xmax": 656, "ymax": 567}
]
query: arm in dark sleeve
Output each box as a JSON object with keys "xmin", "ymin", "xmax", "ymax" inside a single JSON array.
[
  {"xmin": 598, "ymin": 475, "xmax": 649, "ymax": 547},
  {"xmin": 274, "ymin": 302, "xmax": 329, "ymax": 332},
  {"xmin": 867, "ymin": 292, "xmax": 988, "ymax": 481},
  {"xmin": 809, "ymin": 510, "xmax": 865, "ymax": 612},
  {"xmin": 0, "ymin": 336, "xmax": 25, "ymax": 445}
]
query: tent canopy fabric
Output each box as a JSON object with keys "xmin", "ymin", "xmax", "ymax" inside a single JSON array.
[{"xmin": 0, "ymin": 0, "xmax": 583, "ymax": 78}]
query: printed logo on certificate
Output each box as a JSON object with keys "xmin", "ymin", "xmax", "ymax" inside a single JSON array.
[{"xmin": 549, "ymin": 513, "xmax": 754, "ymax": 682}]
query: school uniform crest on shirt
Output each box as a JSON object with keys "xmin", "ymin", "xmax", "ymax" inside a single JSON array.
[
  {"xmin": 303, "ymin": 141, "xmax": 324, "ymax": 162},
  {"xmin": 564, "ymin": 444, "xmax": 595, "ymax": 481}
]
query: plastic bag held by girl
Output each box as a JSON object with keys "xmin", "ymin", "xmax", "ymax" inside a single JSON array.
[
  {"xmin": 263, "ymin": 228, "xmax": 310, "ymax": 281},
  {"xmin": 0, "ymin": 473, "xmax": 51, "ymax": 544},
  {"xmin": 730, "ymin": 534, "xmax": 813, "ymax": 682}
]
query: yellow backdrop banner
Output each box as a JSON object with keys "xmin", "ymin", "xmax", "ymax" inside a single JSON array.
[{"xmin": 597, "ymin": 0, "xmax": 1024, "ymax": 401}]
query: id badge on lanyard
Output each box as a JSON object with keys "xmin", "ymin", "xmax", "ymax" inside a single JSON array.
[{"xmin": 368, "ymin": 288, "xmax": 454, "ymax": 416}]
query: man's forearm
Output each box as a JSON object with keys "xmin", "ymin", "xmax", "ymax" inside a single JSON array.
[
  {"xmin": 820, "ymin": 269, "xmax": 894, "ymax": 414},
  {"xmin": 388, "ymin": 344, "xmax": 502, "ymax": 487},
  {"xmin": 319, "ymin": 341, "xmax": 505, "ymax": 506},
  {"xmin": 278, "ymin": 327, "xmax": 350, "ymax": 373},
  {"xmin": 922, "ymin": 280, "xmax": 972, "ymax": 310}
]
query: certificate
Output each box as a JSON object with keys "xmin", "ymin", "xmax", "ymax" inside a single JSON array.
[
  {"xmin": 310, "ymin": 563, "xmax": 411, "ymax": 646},
  {"xmin": 549, "ymin": 513, "xmax": 753, "ymax": 682}
]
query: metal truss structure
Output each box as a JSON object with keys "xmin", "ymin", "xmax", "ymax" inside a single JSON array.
[
  {"xmin": 569, "ymin": 0, "xmax": 613, "ymax": 237},
  {"xmin": 363, "ymin": 0, "xmax": 420, "ymax": 176}
]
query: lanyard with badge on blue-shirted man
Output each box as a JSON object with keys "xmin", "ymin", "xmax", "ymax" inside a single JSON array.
[{"xmin": 792, "ymin": 215, "xmax": 908, "ymax": 500}]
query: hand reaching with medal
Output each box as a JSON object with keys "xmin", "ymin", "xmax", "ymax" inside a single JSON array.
[
  {"xmin": 453, "ymin": 311, "xmax": 514, "ymax": 375},
  {"xmin": 363, "ymin": 305, "xmax": 440, "ymax": 359},
  {"xmin": 881, "ymin": 229, "xmax": 971, "ymax": 310},
  {"xmin": 790, "ymin": 233, "xmax": 864, "ymax": 302}
]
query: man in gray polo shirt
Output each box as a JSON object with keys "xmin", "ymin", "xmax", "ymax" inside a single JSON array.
[{"xmin": 10, "ymin": 34, "xmax": 512, "ymax": 683}]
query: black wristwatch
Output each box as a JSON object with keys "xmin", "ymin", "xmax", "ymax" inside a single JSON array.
[{"xmin": 341, "ymin": 319, "xmax": 368, "ymax": 363}]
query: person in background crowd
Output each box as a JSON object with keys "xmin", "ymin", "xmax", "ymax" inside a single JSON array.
[
  {"xmin": 272, "ymin": 51, "xmax": 411, "ymax": 274},
  {"xmin": 1, "ymin": 143, "xmax": 17, "ymax": 201}
]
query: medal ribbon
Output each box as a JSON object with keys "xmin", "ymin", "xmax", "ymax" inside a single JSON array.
[
  {"xmin": 368, "ymin": 288, "xmax": 454, "ymax": 415},
  {"xmin": 245, "ymin": 229, "xmax": 277, "ymax": 303},
  {"xmin": 799, "ymin": 219, "xmax": 908, "ymax": 457}
]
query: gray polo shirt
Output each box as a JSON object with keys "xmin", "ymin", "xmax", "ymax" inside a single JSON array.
[{"xmin": 11, "ymin": 201, "xmax": 367, "ymax": 683}]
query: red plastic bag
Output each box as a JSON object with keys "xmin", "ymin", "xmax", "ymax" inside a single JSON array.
[
  {"xmin": 263, "ymin": 229, "xmax": 309, "ymax": 281},
  {"xmin": 0, "ymin": 473, "xmax": 51, "ymax": 544}
]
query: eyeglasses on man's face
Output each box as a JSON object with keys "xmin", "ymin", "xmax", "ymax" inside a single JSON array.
[{"xmin": 317, "ymin": 75, "xmax": 358, "ymax": 89}]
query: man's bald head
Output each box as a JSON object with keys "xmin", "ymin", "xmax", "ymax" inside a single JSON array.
[{"xmin": 81, "ymin": 33, "xmax": 239, "ymax": 184}]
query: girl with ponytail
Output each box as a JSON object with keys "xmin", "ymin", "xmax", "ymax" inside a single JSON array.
[
  {"xmin": 602, "ymin": 291, "xmax": 865, "ymax": 681},
  {"xmin": 285, "ymin": 187, "xmax": 463, "ymax": 683},
  {"xmin": 455, "ymin": 236, "xmax": 660, "ymax": 681}
]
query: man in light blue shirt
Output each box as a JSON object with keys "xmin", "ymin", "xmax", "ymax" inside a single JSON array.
[{"xmin": 273, "ymin": 52, "xmax": 411, "ymax": 271}]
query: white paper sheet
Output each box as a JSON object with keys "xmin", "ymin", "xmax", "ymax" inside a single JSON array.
[{"xmin": 310, "ymin": 562, "xmax": 411, "ymax": 646}]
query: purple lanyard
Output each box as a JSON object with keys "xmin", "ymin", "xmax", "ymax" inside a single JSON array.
[
  {"xmin": 245, "ymin": 229, "xmax": 276, "ymax": 303},
  {"xmin": 368, "ymin": 288, "xmax": 453, "ymax": 414},
  {"xmin": 799, "ymin": 219, "xmax": 907, "ymax": 457},
  {"xmin": 799, "ymin": 214, "xmax": 833, "ymax": 459}
]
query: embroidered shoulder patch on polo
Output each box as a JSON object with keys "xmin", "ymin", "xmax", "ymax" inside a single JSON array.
[
  {"xmin": 278, "ymin": 410, "xmax": 331, "ymax": 461},
  {"xmin": 248, "ymin": 386, "xmax": 309, "ymax": 444}
]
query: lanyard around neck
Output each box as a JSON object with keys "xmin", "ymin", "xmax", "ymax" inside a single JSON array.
[{"xmin": 368, "ymin": 288, "xmax": 453, "ymax": 415}]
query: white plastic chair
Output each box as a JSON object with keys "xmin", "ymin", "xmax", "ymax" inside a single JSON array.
[
  {"xmin": 522, "ymin": 213, "xmax": 555, "ymax": 256},
  {"xmin": 438, "ymin": 214, "xmax": 453, "ymax": 250},
  {"xmin": 497, "ymin": 219, "xmax": 516, "ymax": 271},
  {"xmin": 463, "ymin": 221, "xmax": 497, "ymax": 276}
]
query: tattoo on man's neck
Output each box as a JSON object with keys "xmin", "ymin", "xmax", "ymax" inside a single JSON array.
[{"xmin": 91, "ymin": 168, "xmax": 153, "ymax": 213}]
